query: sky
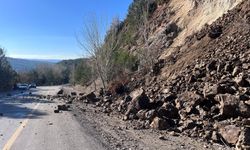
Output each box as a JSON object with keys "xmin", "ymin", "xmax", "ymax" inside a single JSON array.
[{"xmin": 0, "ymin": 0, "xmax": 133, "ymax": 60}]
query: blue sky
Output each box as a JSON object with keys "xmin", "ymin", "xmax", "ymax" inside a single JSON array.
[{"xmin": 0, "ymin": 0, "xmax": 132, "ymax": 60}]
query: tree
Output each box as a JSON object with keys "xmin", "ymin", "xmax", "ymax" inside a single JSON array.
[
  {"xmin": 0, "ymin": 47, "xmax": 16, "ymax": 91},
  {"xmin": 137, "ymin": 0, "xmax": 158, "ymax": 73},
  {"xmin": 77, "ymin": 17, "xmax": 121, "ymax": 90}
]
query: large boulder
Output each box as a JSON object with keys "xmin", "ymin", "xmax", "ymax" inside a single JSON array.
[
  {"xmin": 130, "ymin": 88, "xmax": 150, "ymax": 110},
  {"xmin": 150, "ymin": 117, "xmax": 170, "ymax": 130},
  {"xmin": 125, "ymin": 88, "xmax": 150, "ymax": 118},
  {"xmin": 80, "ymin": 92, "xmax": 99, "ymax": 103},
  {"xmin": 157, "ymin": 103, "xmax": 179, "ymax": 119},
  {"xmin": 175, "ymin": 92, "xmax": 203, "ymax": 118},
  {"xmin": 219, "ymin": 125, "xmax": 241, "ymax": 145},
  {"xmin": 214, "ymin": 94, "xmax": 240, "ymax": 118},
  {"xmin": 86, "ymin": 92, "xmax": 96, "ymax": 101}
]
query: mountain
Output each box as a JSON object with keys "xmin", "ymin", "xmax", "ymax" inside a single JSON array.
[{"xmin": 7, "ymin": 57, "xmax": 57, "ymax": 72}]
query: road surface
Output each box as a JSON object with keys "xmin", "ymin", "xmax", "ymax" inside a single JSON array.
[{"xmin": 0, "ymin": 86, "xmax": 106, "ymax": 150}]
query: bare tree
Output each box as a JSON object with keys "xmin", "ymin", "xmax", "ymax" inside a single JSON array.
[
  {"xmin": 77, "ymin": 17, "xmax": 121, "ymax": 90},
  {"xmin": 137, "ymin": 0, "xmax": 157, "ymax": 72}
]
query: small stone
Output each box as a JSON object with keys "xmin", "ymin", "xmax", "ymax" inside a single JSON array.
[{"xmin": 159, "ymin": 135, "xmax": 166, "ymax": 140}]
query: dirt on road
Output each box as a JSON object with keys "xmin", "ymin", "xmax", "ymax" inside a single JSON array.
[{"xmin": 60, "ymin": 86, "xmax": 232, "ymax": 150}]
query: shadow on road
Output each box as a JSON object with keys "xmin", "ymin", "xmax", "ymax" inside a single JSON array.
[{"xmin": 0, "ymin": 96, "xmax": 52, "ymax": 119}]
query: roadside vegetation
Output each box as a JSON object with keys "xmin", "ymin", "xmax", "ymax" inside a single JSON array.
[
  {"xmin": 0, "ymin": 48, "xmax": 17, "ymax": 91},
  {"xmin": 5, "ymin": 0, "xmax": 160, "ymax": 89},
  {"xmin": 12, "ymin": 0, "xmax": 156, "ymax": 89}
]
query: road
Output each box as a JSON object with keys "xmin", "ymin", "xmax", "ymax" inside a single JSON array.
[{"xmin": 0, "ymin": 86, "xmax": 106, "ymax": 150}]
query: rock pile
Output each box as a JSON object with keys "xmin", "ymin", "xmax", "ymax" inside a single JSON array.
[
  {"xmin": 75, "ymin": 1, "xmax": 250, "ymax": 148},
  {"xmin": 58, "ymin": 1, "xmax": 250, "ymax": 149}
]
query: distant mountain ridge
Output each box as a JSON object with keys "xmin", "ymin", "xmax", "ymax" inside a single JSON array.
[{"xmin": 7, "ymin": 57, "xmax": 59, "ymax": 72}]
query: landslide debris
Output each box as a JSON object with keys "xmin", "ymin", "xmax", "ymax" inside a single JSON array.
[{"xmin": 55, "ymin": 0, "xmax": 249, "ymax": 149}]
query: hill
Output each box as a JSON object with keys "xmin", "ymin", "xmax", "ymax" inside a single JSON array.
[
  {"xmin": 75, "ymin": 0, "xmax": 250, "ymax": 149},
  {"xmin": 7, "ymin": 57, "xmax": 58, "ymax": 72}
]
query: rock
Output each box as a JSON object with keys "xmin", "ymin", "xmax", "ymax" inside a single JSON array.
[
  {"xmin": 203, "ymin": 83, "xmax": 220, "ymax": 98},
  {"xmin": 245, "ymin": 100, "xmax": 250, "ymax": 106},
  {"xmin": 234, "ymin": 73, "xmax": 250, "ymax": 87},
  {"xmin": 161, "ymin": 88, "xmax": 171, "ymax": 94},
  {"xmin": 232, "ymin": 66, "xmax": 241, "ymax": 76},
  {"xmin": 136, "ymin": 110, "xmax": 147, "ymax": 120},
  {"xmin": 214, "ymin": 94, "xmax": 240, "ymax": 118},
  {"xmin": 157, "ymin": 103, "xmax": 179, "ymax": 119},
  {"xmin": 54, "ymin": 109, "xmax": 59, "ymax": 113},
  {"xmin": 206, "ymin": 60, "xmax": 217, "ymax": 71},
  {"xmin": 66, "ymin": 100, "xmax": 73, "ymax": 104},
  {"xmin": 79, "ymin": 92, "xmax": 85, "ymax": 96},
  {"xmin": 57, "ymin": 89, "xmax": 64, "ymax": 95},
  {"xmin": 181, "ymin": 119, "xmax": 197, "ymax": 130},
  {"xmin": 145, "ymin": 109, "xmax": 156, "ymax": 121},
  {"xmin": 208, "ymin": 25, "xmax": 222, "ymax": 39},
  {"xmin": 71, "ymin": 92, "xmax": 77, "ymax": 97},
  {"xmin": 219, "ymin": 125, "xmax": 241, "ymax": 145},
  {"xmin": 152, "ymin": 59, "xmax": 165, "ymax": 75},
  {"xmin": 99, "ymin": 88, "xmax": 104, "ymax": 97},
  {"xmin": 159, "ymin": 135, "xmax": 166, "ymax": 140},
  {"xmin": 84, "ymin": 92, "xmax": 98, "ymax": 103},
  {"xmin": 239, "ymin": 101, "xmax": 250, "ymax": 118},
  {"xmin": 236, "ymin": 127, "xmax": 250, "ymax": 150},
  {"xmin": 103, "ymin": 96, "xmax": 112, "ymax": 102},
  {"xmin": 211, "ymin": 131, "xmax": 219, "ymax": 142},
  {"xmin": 163, "ymin": 93, "xmax": 177, "ymax": 102},
  {"xmin": 129, "ymin": 88, "xmax": 150, "ymax": 110},
  {"xmin": 176, "ymin": 92, "xmax": 203, "ymax": 116},
  {"xmin": 115, "ymin": 83, "xmax": 126, "ymax": 95},
  {"xmin": 57, "ymin": 105, "xmax": 68, "ymax": 111},
  {"xmin": 150, "ymin": 117, "xmax": 169, "ymax": 130}
]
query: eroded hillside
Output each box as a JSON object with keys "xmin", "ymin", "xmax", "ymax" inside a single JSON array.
[{"xmin": 64, "ymin": 0, "xmax": 250, "ymax": 149}]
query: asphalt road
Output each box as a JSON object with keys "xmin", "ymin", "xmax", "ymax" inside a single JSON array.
[{"xmin": 0, "ymin": 86, "xmax": 106, "ymax": 150}]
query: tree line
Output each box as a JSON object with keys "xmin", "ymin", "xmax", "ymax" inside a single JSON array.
[
  {"xmin": 0, "ymin": 48, "xmax": 17, "ymax": 91},
  {"xmin": 1, "ymin": 0, "xmax": 162, "ymax": 91}
]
